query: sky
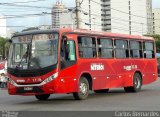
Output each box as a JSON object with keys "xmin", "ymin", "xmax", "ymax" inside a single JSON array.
[
  {"xmin": 0, "ymin": 0, "xmax": 160, "ymax": 32},
  {"xmin": 0, "ymin": 0, "xmax": 75, "ymax": 31}
]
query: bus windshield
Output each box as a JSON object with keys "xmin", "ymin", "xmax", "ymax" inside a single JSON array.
[{"xmin": 8, "ymin": 33, "xmax": 58, "ymax": 70}]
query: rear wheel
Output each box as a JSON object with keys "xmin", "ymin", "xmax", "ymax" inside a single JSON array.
[
  {"xmin": 35, "ymin": 94, "xmax": 50, "ymax": 101},
  {"xmin": 73, "ymin": 77, "xmax": 89, "ymax": 100},
  {"xmin": 124, "ymin": 73, "xmax": 142, "ymax": 93},
  {"xmin": 94, "ymin": 89, "xmax": 109, "ymax": 93}
]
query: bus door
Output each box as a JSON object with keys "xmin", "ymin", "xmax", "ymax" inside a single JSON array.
[{"xmin": 59, "ymin": 36, "xmax": 77, "ymax": 93}]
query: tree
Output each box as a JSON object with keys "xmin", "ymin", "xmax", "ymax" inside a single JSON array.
[
  {"xmin": 149, "ymin": 34, "xmax": 160, "ymax": 53},
  {"xmin": 0, "ymin": 36, "xmax": 10, "ymax": 59},
  {"xmin": 153, "ymin": 35, "xmax": 160, "ymax": 53}
]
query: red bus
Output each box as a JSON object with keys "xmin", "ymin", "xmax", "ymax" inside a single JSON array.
[{"xmin": 7, "ymin": 28, "xmax": 158, "ymax": 100}]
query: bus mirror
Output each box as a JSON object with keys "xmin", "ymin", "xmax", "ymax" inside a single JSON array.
[
  {"xmin": 61, "ymin": 35, "xmax": 68, "ymax": 51},
  {"xmin": 65, "ymin": 44, "xmax": 70, "ymax": 54},
  {"xmin": 8, "ymin": 39, "xmax": 12, "ymax": 43}
]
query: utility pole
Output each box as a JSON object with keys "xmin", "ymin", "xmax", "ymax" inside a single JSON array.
[
  {"xmin": 141, "ymin": 23, "xmax": 144, "ymax": 35},
  {"xmin": 76, "ymin": 0, "xmax": 81, "ymax": 29}
]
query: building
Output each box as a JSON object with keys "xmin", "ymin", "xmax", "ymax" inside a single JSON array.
[
  {"xmin": 75, "ymin": 0, "xmax": 153, "ymax": 35},
  {"xmin": 79, "ymin": 0, "xmax": 153, "ymax": 35},
  {"xmin": 153, "ymin": 8, "xmax": 160, "ymax": 35},
  {"xmin": 51, "ymin": 0, "xmax": 102, "ymax": 31},
  {"xmin": 78, "ymin": 0, "xmax": 102, "ymax": 31},
  {"xmin": 52, "ymin": 1, "xmax": 76, "ymax": 29},
  {"xmin": 6, "ymin": 28, "xmax": 16, "ymax": 38},
  {"xmin": 58, "ymin": 8, "xmax": 78, "ymax": 29},
  {"xmin": 38, "ymin": 25, "xmax": 52, "ymax": 30},
  {"xmin": 51, "ymin": 0, "xmax": 153, "ymax": 36},
  {"xmin": 101, "ymin": 0, "xmax": 153, "ymax": 35},
  {"xmin": 0, "ymin": 15, "xmax": 7, "ymax": 38},
  {"xmin": 52, "ymin": 1, "xmax": 69, "ymax": 28}
]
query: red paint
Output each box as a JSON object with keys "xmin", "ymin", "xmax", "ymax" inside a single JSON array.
[{"xmin": 7, "ymin": 28, "xmax": 158, "ymax": 96}]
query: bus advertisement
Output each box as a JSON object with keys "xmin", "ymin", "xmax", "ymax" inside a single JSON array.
[{"xmin": 7, "ymin": 29, "xmax": 158, "ymax": 100}]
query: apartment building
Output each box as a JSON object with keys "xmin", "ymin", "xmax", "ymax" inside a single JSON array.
[{"xmin": 153, "ymin": 8, "xmax": 160, "ymax": 34}]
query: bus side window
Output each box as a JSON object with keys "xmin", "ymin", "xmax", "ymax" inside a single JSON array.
[
  {"xmin": 115, "ymin": 40, "xmax": 129, "ymax": 58},
  {"xmin": 130, "ymin": 41, "xmax": 143, "ymax": 58},
  {"xmin": 78, "ymin": 37, "xmax": 96, "ymax": 58},
  {"xmin": 98, "ymin": 38, "xmax": 113, "ymax": 58},
  {"xmin": 143, "ymin": 42, "xmax": 155, "ymax": 59}
]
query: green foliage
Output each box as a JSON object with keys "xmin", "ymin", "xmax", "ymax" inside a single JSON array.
[
  {"xmin": 152, "ymin": 34, "xmax": 160, "ymax": 41},
  {"xmin": 149, "ymin": 34, "xmax": 160, "ymax": 52},
  {"xmin": 0, "ymin": 36, "xmax": 10, "ymax": 59},
  {"xmin": 153, "ymin": 35, "xmax": 160, "ymax": 52}
]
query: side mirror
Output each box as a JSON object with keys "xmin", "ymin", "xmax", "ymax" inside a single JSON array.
[
  {"xmin": 8, "ymin": 39, "xmax": 12, "ymax": 44},
  {"xmin": 61, "ymin": 35, "xmax": 68, "ymax": 51},
  {"xmin": 65, "ymin": 43, "xmax": 70, "ymax": 54}
]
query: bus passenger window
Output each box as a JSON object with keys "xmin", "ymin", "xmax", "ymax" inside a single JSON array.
[
  {"xmin": 144, "ymin": 42, "xmax": 155, "ymax": 59},
  {"xmin": 115, "ymin": 40, "xmax": 129, "ymax": 58},
  {"xmin": 98, "ymin": 38, "xmax": 113, "ymax": 58},
  {"xmin": 130, "ymin": 41, "xmax": 143, "ymax": 58},
  {"xmin": 78, "ymin": 37, "xmax": 96, "ymax": 58}
]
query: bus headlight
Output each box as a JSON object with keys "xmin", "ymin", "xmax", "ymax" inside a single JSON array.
[{"xmin": 41, "ymin": 72, "xmax": 58, "ymax": 85}]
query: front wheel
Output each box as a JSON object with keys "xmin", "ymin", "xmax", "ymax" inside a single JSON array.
[
  {"xmin": 35, "ymin": 94, "xmax": 50, "ymax": 101},
  {"xmin": 73, "ymin": 77, "xmax": 89, "ymax": 100},
  {"xmin": 124, "ymin": 73, "xmax": 142, "ymax": 93}
]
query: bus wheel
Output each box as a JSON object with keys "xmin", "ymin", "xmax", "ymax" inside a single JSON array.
[
  {"xmin": 94, "ymin": 89, "xmax": 109, "ymax": 93},
  {"xmin": 73, "ymin": 77, "xmax": 89, "ymax": 100},
  {"xmin": 124, "ymin": 73, "xmax": 142, "ymax": 93},
  {"xmin": 35, "ymin": 94, "xmax": 50, "ymax": 101}
]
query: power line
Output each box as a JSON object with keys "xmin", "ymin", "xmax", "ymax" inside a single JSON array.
[
  {"xmin": 0, "ymin": 3, "xmax": 52, "ymax": 10},
  {"xmin": 81, "ymin": 20, "xmax": 144, "ymax": 34},
  {"xmin": 80, "ymin": 9, "xmax": 160, "ymax": 29},
  {"xmin": 0, "ymin": 0, "xmax": 46, "ymax": 4},
  {"xmin": 81, "ymin": 19, "xmax": 148, "ymax": 34},
  {"xmin": 0, "ymin": 12, "xmax": 52, "ymax": 19},
  {"xmin": 0, "ymin": 10, "xmax": 48, "ymax": 13},
  {"xmin": 90, "ymin": 0, "xmax": 160, "ymax": 21},
  {"xmin": 0, "ymin": 26, "xmax": 27, "ymax": 27}
]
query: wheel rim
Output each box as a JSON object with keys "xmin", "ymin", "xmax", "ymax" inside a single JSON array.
[
  {"xmin": 134, "ymin": 76, "xmax": 141, "ymax": 89},
  {"xmin": 79, "ymin": 82, "xmax": 88, "ymax": 95}
]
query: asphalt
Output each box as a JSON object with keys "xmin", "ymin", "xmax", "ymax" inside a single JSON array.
[{"xmin": 0, "ymin": 79, "xmax": 160, "ymax": 111}]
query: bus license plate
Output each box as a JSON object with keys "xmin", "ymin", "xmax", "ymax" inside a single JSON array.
[{"xmin": 24, "ymin": 87, "xmax": 33, "ymax": 91}]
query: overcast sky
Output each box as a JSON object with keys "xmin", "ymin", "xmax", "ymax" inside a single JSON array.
[{"xmin": 0, "ymin": 0, "xmax": 159, "ymax": 32}]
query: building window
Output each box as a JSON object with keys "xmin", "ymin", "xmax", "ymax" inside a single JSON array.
[{"xmin": 78, "ymin": 37, "xmax": 96, "ymax": 58}]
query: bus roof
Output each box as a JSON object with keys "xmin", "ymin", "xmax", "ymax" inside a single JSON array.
[{"xmin": 13, "ymin": 28, "xmax": 154, "ymax": 41}]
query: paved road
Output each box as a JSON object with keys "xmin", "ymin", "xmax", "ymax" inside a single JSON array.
[{"xmin": 0, "ymin": 79, "xmax": 160, "ymax": 111}]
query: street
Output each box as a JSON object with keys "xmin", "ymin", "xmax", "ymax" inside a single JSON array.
[{"xmin": 0, "ymin": 79, "xmax": 160, "ymax": 111}]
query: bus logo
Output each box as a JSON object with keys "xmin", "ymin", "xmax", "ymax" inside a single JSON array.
[{"xmin": 91, "ymin": 63, "xmax": 104, "ymax": 71}]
